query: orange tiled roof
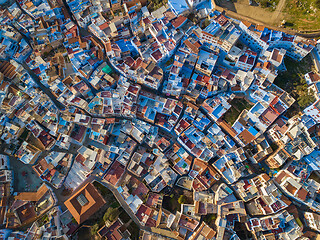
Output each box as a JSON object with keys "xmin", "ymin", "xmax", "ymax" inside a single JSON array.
[
  {"xmin": 15, "ymin": 183, "xmax": 49, "ymax": 202},
  {"xmin": 64, "ymin": 182, "xmax": 106, "ymax": 224}
]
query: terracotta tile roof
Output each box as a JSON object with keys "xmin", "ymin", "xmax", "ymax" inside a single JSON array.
[
  {"xmin": 189, "ymin": 222, "xmax": 216, "ymax": 240},
  {"xmin": 98, "ymin": 220, "xmax": 123, "ymax": 239},
  {"xmin": 99, "ymin": 22, "xmax": 109, "ymax": 30},
  {"xmin": 296, "ymin": 188, "xmax": 308, "ymax": 201},
  {"xmin": 0, "ymin": 61, "xmax": 16, "ymax": 79},
  {"xmin": 271, "ymin": 49, "xmax": 283, "ymax": 63},
  {"xmin": 274, "ymin": 171, "xmax": 286, "ymax": 184},
  {"xmin": 242, "ymin": 20, "xmax": 252, "ymax": 28},
  {"xmin": 307, "ymin": 72, "xmax": 320, "ymax": 83},
  {"xmin": 280, "ymin": 194, "xmax": 291, "ymax": 206},
  {"xmin": 15, "ymin": 183, "xmax": 49, "ymax": 202},
  {"xmin": 260, "ymin": 107, "xmax": 279, "ymax": 125},
  {"xmin": 238, "ymin": 129, "xmax": 255, "ymax": 145},
  {"xmin": 214, "ymin": 14, "xmax": 228, "ymax": 26},
  {"xmin": 64, "ymin": 182, "xmax": 106, "ymax": 224},
  {"xmin": 285, "ymin": 182, "xmax": 297, "ymax": 195},
  {"xmin": 256, "ymin": 25, "xmax": 265, "ymax": 31},
  {"xmin": 143, "ymin": 17, "xmax": 151, "ymax": 25},
  {"xmin": 171, "ymin": 16, "xmax": 187, "ymax": 29},
  {"xmin": 183, "ymin": 39, "xmax": 200, "ymax": 54},
  {"xmin": 151, "ymin": 49, "xmax": 163, "ymax": 61}
]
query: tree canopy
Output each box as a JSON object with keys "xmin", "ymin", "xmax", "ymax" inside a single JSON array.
[
  {"xmin": 103, "ymin": 207, "xmax": 119, "ymax": 223},
  {"xmin": 178, "ymin": 195, "xmax": 186, "ymax": 204},
  {"xmin": 91, "ymin": 223, "xmax": 99, "ymax": 236},
  {"xmin": 294, "ymin": 77, "xmax": 315, "ymax": 109}
]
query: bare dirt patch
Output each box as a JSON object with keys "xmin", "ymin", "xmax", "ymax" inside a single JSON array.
[{"xmin": 215, "ymin": 0, "xmax": 285, "ymax": 25}]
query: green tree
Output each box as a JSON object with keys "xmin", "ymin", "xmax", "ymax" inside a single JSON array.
[
  {"xmin": 103, "ymin": 207, "xmax": 119, "ymax": 222},
  {"xmin": 295, "ymin": 77, "xmax": 315, "ymax": 109},
  {"xmin": 298, "ymin": 92, "xmax": 315, "ymax": 109},
  {"xmin": 91, "ymin": 223, "xmax": 99, "ymax": 235},
  {"xmin": 178, "ymin": 195, "xmax": 186, "ymax": 204},
  {"xmin": 315, "ymin": 0, "xmax": 320, "ymax": 9},
  {"xmin": 147, "ymin": 0, "xmax": 168, "ymax": 11}
]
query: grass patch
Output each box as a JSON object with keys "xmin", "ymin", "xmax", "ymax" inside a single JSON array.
[
  {"xmin": 231, "ymin": 98, "xmax": 253, "ymax": 112},
  {"xmin": 162, "ymin": 189, "xmax": 193, "ymax": 213},
  {"xmin": 165, "ymin": 58, "xmax": 174, "ymax": 67},
  {"xmin": 90, "ymin": 223, "xmax": 99, "ymax": 236},
  {"xmin": 82, "ymin": 181, "xmax": 122, "ymax": 234},
  {"xmin": 284, "ymin": 0, "xmax": 320, "ymax": 30},
  {"xmin": 201, "ymin": 19, "xmax": 211, "ymax": 29},
  {"xmin": 295, "ymin": 78, "xmax": 315, "ymax": 109},
  {"xmin": 103, "ymin": 207, "xmax": 120, "ymax": 222},
  {"xmin": 71, "ymin": 217, "xmax": 77, "ymax": 224},
  {"xmin": 223, "ymin": 106, "xmax": 240, "ymax": 125}
]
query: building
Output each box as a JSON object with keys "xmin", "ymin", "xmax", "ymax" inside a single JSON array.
[
  {"xmin": 305, "ymin": 212, "xmax": 320, "ymax": 232},
  {"xmin": 64, "ymin": 182, "xmax": 106, "ymax": 224}
]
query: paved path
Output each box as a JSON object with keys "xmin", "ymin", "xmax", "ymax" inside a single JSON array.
[{"xmin": 97, "ymin": 177, "xmax": 177, "ymax": 239}]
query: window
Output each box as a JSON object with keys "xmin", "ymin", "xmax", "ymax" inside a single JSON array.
[{"xmin": 77, "ymin": 194, "xmax": 89, "ymax": 206}]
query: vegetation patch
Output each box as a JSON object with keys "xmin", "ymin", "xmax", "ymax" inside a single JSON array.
[
  {"xmin": 119, "ymin": 208, "xmax": 131, "ymax": 223},
  {"xmin": 163, "ymin": 194, "xmax": 180, "ymax": 213},
  {"xmin": 203, "ymin": 214, "xmax": 217, "ymax": 228},
  {"xmin": 90, "ymin": 223, "xmax": 99, "ymax": 236},
  {"xmin": 178, "ymin": 195, "xmax": 187, "ymax": 204},
  {"xmin": 163, "ymin": 188, "xmax": 193, "ymax": 213},
  {"xmin": 38, "ymin": 214, "xmax": 49, "ymax": 227},
  {"xmin": 93, "ymin": 181, "xmax": 113, "ymax": 198},
  {"xmin": 274, "ymin": 55, "xmax": 315, "ymax": 110},
  {"xmin": 284, "ymin": 0, "xmax": 320, "ymax": 30},
  {"xmin": 294, "ymin": 78, "xmax": 315, "ymax": 109},
  {"xmin": 147, "ymin": 0, "xmax": 168, "ymax": 12},
  {"xmin": 223, "ymin": 98, "xmax": 253, "ymax": 125},
  {"xmin": 103, "ymin": 207, "xmax": 120, "ymax": 222},
  {"xmin": 256, "ymin": 0, "xmax": 279, "ymax": 10},
  {"xmin": 77, "ymin": 181, "xmax": 121, "ymax": 239},
  {"xmin": 127, "ymin": 221, "xmax": 140, "ymax": 240}
]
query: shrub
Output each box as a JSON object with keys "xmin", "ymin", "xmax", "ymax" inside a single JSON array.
[
  {"xmin": 91, "ymin": 223, "xmax": 99, "ymax": 235},
  {"xmin": 103, "ymin": 207, "xmax": 119, "ymax": 222},
  {"xmin": 295, "ymin": 77, "xmax": 315, "ymax": 109},
  {"xmin": 178, "ymin": 195, "xmax": 186, "ymax": 204}
]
